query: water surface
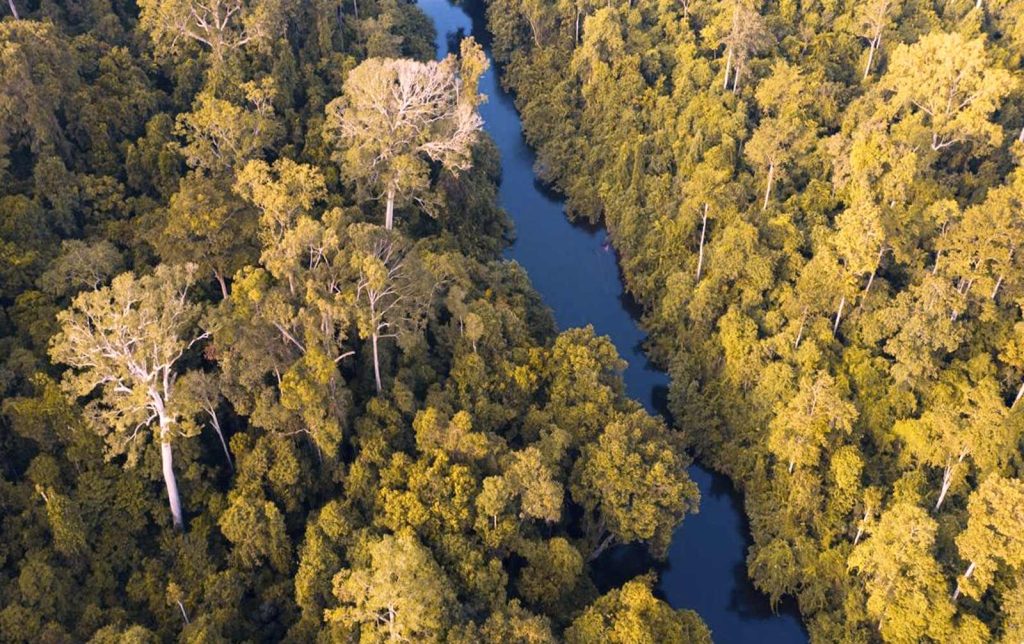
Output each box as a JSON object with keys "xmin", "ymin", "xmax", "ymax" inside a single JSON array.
[{"xmin": 419, "ymin": 1, "xmax": 807, "ymax": 640}]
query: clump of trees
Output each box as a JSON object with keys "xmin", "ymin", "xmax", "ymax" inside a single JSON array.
[
  {"xmin": 0, "ymin": 1, "xmax": 705, "ymax": 641},
  {"xmin": 486, "ymin": 0, "xmax": 1024, "ymax": 638}
]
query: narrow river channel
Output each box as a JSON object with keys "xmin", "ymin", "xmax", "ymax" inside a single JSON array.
[{"xmin": 418, "ymin": 1, "xmax": 807, "ymax": 640}]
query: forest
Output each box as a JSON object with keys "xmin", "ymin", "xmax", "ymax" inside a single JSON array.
[
  {"xmin": 485, "ymin": 0, "xmax": 1024, "ymax": 640},
  {"xmin": 0, "ymin": 0, "xmax": 711, "ymax": 641},
  {"xmin": 2, "ymin": 0, "xmax": 1023, "ymax": 642}
]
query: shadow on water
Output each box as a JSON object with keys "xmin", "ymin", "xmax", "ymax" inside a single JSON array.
[{"xmin": 419, "ymin": 0, "xmax": 808, "ymax": 640}]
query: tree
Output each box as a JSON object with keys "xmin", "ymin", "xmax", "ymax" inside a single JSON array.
[
  {"xmin": 894, "ymin": 366, "xmax": 1013, "ymax": 511},
  {"xmin": 157, "ymin": 173, "xmax": 258, "ymax": 299},
  {"xmin": 745, "ymin": 62, "xmax": 819, "ymax": 210},
  {"xmin": 0, "ymin": 21, "xmax": 77, "ymax": 158},
  {"xmin": 37, "ymin": 240, "xmax": 124, "ymax": 297},
  {"xmin": 706, "ymin": 0, "xmax": 772, "ymax": 92},
  {"xmin": 881, "ymin": 32, "xmax": 1016, "ymax": 152},
  {"xmin": 768, "ymin": 371, "xmax": 858, "ymax": 473},
  {"xmin": 234, "ymin": 158, "xmax": 327, "ymax": 251},
  {"xmin": 565, "ymin": 576, "xmax": 711, "ymax": 644},
  {"xmin": 350, "ymin": 226, "xmax": 436, "ymax": 393},
  {"xmin": 571, "ymin": 410, "xmax": 699, "ymax": 558},
  {"xmin": 48, "ymin": 264, "xmax": 209, "ymax": 530},
  {"xmin": 848, "ymin": 503, "xmax": 955, "ymax": 640},
  {"xmin": 855, "ymin": 0, "xmax": 901, "ymax": 80},
  {"xmin": 953, "ymin": 474, "xmax": 1024, "ymax": 601},
  {"xmin": 326, "ymin": 531, "xmax": 458, "ymax": 641},
  {"xmin": 176, "ymin": 84, "xmax": 281, "ymax": 176},
  {"xmin": 137, "ymin": 0, "xmax": 287, "ymax": 63},
  {"xmin": 324, "ymin": 39, "xmax": 488, "ymax": 229}
]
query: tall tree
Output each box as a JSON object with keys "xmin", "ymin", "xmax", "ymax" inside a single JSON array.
[
  {"xmin": 882, "ymin": 32, "xmax": 1015, "ymax": 152},
  {"xmin": 848, "ymin": 503, "xmax": 955, "ymax": 640},
  {"xmin": 768, "ymin": 371, "xmax": 858, "ymax": 473},
  {"xmin": 326, "ymin": 531, "xmax": 458, "ymax": 641},
  {"xmin": 138, "ymin": 0, "xmax": 287, "ymax": 63},
  {"xmin": 48, "ymin": 264, "xmax": 209, "ymax": 530},
  {"xmin": 953, "ymin": 474, "xmax": 1024, "ymax": 601},
  {"xmin": 350, "ymin": 226, "xmax": 436, "ymax": 393},
  {"xmin": 324, "ymin": 39, "xmax": 488, "ymax": 229}
]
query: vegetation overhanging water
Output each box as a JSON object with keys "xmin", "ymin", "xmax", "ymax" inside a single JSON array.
[{"xmin": 417, "ymin": 0, "xmax": 806, "ymax": 640}]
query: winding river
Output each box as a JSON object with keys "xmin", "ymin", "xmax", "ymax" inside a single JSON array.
[{"xmin": 419, "ymin": 1, "xmax": 807, "ymax": 640}]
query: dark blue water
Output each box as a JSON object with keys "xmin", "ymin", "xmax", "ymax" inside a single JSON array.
[{"xmin": 419, "ymin": 1, "xmax": 807, "ymax": 640}]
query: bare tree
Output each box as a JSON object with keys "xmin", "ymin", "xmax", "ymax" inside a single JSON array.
[
  {"xmin": 325, "ymin": 39, "xmax": 488, "ymax": 230},
  {"xmin": 7, "ymin": 0, "xmax": 18, "ymax": 19},
  {"xmin": 49, "ymin": 264, "xmax": 209, "ymax": 530}
]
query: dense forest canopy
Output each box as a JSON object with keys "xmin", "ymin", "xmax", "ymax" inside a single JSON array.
[
  {"xmin": 485, "ymin": 0, "xmax": 1024, "ymax": 639},
  {"xmin": 0, "ymin": 0, "xmax": 710, "ymax": 641}
]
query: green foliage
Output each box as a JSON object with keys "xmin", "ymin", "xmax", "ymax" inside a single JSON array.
[
  {"xmin": 0, "ymin": 1, "xmax": 704, "ymax": 638},
  {"xmin": 486, "ymin": 0, "xmax": 1024, "ymax": 637}
]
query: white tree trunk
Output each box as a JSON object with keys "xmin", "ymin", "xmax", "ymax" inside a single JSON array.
[
  {"xmin": 1013, "ymin": 380, "xmax": 1024, "ymax": 408},
  {"xmin": 696, "ymin": 203, "xmax": 708, "ymax": 282},
  {"xmin": 385, "ymin": 188, "xmax": 395, "ymax": 230},
  {"xmin": 864, "ymin": 247, "xmax": 884, "ymax": 296},
  {"xmin": 371, "ymin": 332, "xmax": 382, "ymax": 394},
  {"xmin": 833, "ymin": 295, "xmax": 845, "ymax": 334},
  {"xmin": 723, "ymin": 47, "xmax": 732, "ymax": 91},
  {"xmin": 762, "ymin": 163, "xmax": 774, "ymax": 210},
  {"xmin": 794, "ymin": 307, "xmax": 808, "ymax": 349},
  {"xmin": 208, "ymin": 411, "xmax": 233, "ymax": 471},
  {"xmin": 162, "ymin": 439, "xmax": 185, "ymax": 530},
  {"xmin": 952, "ymin": 561, "xmax": 976, "ymax": 601},
  {"xmin": 575, "ymin": 11, "xmax": 581, "ymax": 45},
  {"xmin": 214, "ymin": 270, "xmax": 229, "ymax": 300},
  {"xmin": 7, "ymin": 0, "xmax": 18, "ymax": 19},
  {"xmin": 935, "ymin": 461, "xmax": 955, "ymax": 511},
  {"xmin": 863, "ymin": 35, "xmax": 879, "ymax": 81}
]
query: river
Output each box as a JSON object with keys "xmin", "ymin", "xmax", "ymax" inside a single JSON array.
[{"xmin": 418, "ymin": 0, "xmax": 807, "ymax": 640}]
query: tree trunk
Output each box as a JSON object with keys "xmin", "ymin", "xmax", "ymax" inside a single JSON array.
[
  {"xmin": 732, "ymin": 65, "xmax": 741, "ymax": 92},
  {"xmin": 208, "ymin": 411, "xmax": 233, "ymax": 471},
  {"xmin": 385, "ymin": 187, "xmax": 395, "ymax": 230},
  {"xmin": 952, "ymin": 561, "xmax": 976, "ymax": 601},
  {"xmin": 162, "ymin": 439, "xmax": 185, "ymax": 530},
  {"xmin": 833, "ymin": 296, "xmax": 845, "ymax": 335},
  {"xmin": 863, "ymin": 35, "xmax": 879, "ymax": 81},
  {"xmin": 992, "ymin": 275, "xmax": 1003, "ymax": 300},
  {"xmin": 352, "ymin": 0, "xmax": 358, "ymax": 18},
  {"xmin": 7, "ymin": 0, "xmax": 18, "ymax": 19},
  {"xmin": 575, "ymin": 11, "xmax": 581, "ymax": 45},
  {"xmin": 1013, "ymin": 379, "xmax": 1024, "ymax": 408},
  {"xmin": 214, "ymin": 271, "xmax": 229, "ymax": 300},
  {"xmin": 935, "ymin": 460, "xmax": 955, "ymax": 511},
  {"xmin": 723, "ymin": 47, "xmax": 732, "ymax": 91},
  {"xmin": 864, "ymin": 247, "xmax": 884, "ymax": 297},
  {"xmin": 371, "ymin": 332, "xmax": 382, "ymax": 394},
  {"xmin": 696, "ymin": 203, "xmax": 708, "ymax": 282},
  {"xmin": 176, "ymin": 600, "xmax": 190, "ymax": 625},
  {"xmin": 794, "ymin": 307, "xmax": 808, "ymax": 349},
  {"xmin": 589, "ymin": 531, "xmax": 617, "ymax": 561},
  {"xmin": 762, "ymin": 163, "xmax": 774, "ymax": 210}
]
